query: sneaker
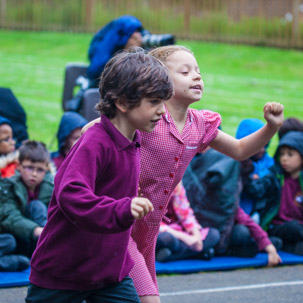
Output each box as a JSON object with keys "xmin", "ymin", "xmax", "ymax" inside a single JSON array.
[
  {"xmin": 15, "ymin": 255, "xmax": 30, "ymax": 271},
  {"xmin": 200, "ymin": 248, "xmax": 215, "ymax": 260},
  {"xmin": 156, "ymin": 248, "xmax": 172, "ymax": 262},
  {"xmin": 293, "ymin": 241, "xmax": 303, "ymax": 256},
  {"xmin": 269, "ymin": 236, "xmax": 283, "ymax": 251},
  {"xmin": 0, "ymin": 255, "xmax": 30, "ymax": 271}
]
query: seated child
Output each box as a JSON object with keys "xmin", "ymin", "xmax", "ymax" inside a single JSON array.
[
  {"xmin": 236, "ymin": 118, "xmax": 274, "ymax": 223},
  {"xmin": 156, "ymin": 182, "xmax": 220, "ymax": 262},
  {"xmin": 0, "ymin": 233, "xmax": 29, "ymax": 271},
  {"xmin": 51, "ymin": 111, "xmax": 88, "ymax": 171},
  {"xmin": 0, "ymin": 140, "xmax": 53, "ymax": 257},
  {"xmin": 277, "ymin": 117, "xmax": 303, "ymax": 140},
  {"xmin": 183, "ymin": 148, "xmax": 281, "ymax": 266},
  {"xmin": 26, "ymin": 49, "xmax": 173, "ymax": 303},
  {"xmin": 253, "ymin": 131, "xmax": 303, "ymax": 255},
  {"xmin": 0, "ymin": 116, "xmax": 18, "ymax": 178}
]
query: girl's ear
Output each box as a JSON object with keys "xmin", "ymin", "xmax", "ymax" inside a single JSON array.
[{"xmin": 115, "ymin": 99, "xmax": 128, "ymax": 113}]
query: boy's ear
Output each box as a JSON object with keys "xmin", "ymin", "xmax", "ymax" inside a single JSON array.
[{"xmin": 115, "ymin": 99, "xmax": 128, "ymax": 113}]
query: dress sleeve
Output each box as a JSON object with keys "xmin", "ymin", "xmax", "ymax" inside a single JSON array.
[{"xmin": 192, "ymin": 109, "xmax": 221, "ymax": 153}]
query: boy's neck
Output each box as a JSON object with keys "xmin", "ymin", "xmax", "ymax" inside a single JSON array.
[
  {"xmin": 110, "ymin": 116, "xmax": 136, "ymax": 141},
  {"xmin": 166, "ymin": 101, "xmax": 188, "ymax": 134}
]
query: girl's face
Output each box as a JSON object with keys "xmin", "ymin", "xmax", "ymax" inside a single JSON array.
[
  {"xmin": 165, "ymin": 50, "xmax": 204, "ymax": 105},
  {"xmin": 0, "ymin": 124, "xmax": 15, "ymax": 155},
  {"xmin": 279, "ymin": 146, "xmax": 303, "ymax": 178}
]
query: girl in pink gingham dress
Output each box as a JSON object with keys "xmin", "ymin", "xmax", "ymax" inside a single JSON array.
[
  {"xmin": 128, "ymin": 46, "xmax": 283, "ymax": 303},
  {"xmin": 83, "ymin": 46, "xmax": 284, "ymax": 303}
]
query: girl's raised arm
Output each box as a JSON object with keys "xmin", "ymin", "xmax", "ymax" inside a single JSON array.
[{"xmin": 210, "ymin": 102, "xmax": 284, "ymax": 161}]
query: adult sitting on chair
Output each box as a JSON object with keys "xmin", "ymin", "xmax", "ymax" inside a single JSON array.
[
  {"xmin": 87, "ymin": 15, "xmax": 144, "ymax": 88},
  {"xmin": 66, "ymin": 15, "xmax": 175, "ymax": 111}
]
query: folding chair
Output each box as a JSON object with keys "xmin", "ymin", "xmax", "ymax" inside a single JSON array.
[
  {"xmin": 80, "ymin": 88, "xmax": 101, "ymax": 122},
  {"xmin": 62, "ymin": 63, "xmax": 88, "ymax": 111}
]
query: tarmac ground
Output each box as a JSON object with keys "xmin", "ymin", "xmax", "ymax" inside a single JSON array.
[{"xmin": 1, "ymin": 264, "xmax": 302, "ymax": 303}]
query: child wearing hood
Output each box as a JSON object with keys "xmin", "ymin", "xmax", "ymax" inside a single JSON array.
[
  {"xmin": 51, "ymin": 112, "xmax": 88, "ymax": 171},
  {"xmin": 0, "ymin": 116, "xmax": 18, "ymax": 178},
  {"xmin": 244, "ymin": 131, "xmax": 303, "ymax": 255},
  {"xmin": 236, "ymin": 118, "xmax": 275, "ymax": 223}
]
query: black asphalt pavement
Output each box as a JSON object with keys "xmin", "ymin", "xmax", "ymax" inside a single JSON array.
[{"xmin": 1, "ymin": 265, "xmax": 302, "ymax": 303}]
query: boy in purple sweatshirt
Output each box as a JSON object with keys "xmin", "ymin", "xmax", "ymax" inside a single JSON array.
[{"xmin": 26, "ymin": 49, "xmax": 173, "ymax": 303}]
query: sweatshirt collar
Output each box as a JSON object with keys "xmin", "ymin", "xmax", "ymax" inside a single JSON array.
[{"xmin": 100, "ymin": 115, "xmax": 141, "ymax": 151}]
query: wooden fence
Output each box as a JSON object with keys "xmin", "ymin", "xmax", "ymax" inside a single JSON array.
[{"xmin": 0, "ymin": 0, "xmax": 302, "ymax": 49}]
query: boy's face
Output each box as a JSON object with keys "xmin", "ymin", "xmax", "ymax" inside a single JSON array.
[
  {"xmin": 0, "ymin": 124, "xmax": 15, "ymax": 155},
  {"xmin": 17, "ymin": 160, "xmax": 48, "ymax": 193},
  {"xmin": 165, "ymin": 50, "xmax": 204, "ymax": 105},
  {"xmin": 124, "ymin": 97, "xmax": 166, "ymax": 134},
  {"xmin": 279, "ymin": 146, "xmax": 303, "ymax": 178}
]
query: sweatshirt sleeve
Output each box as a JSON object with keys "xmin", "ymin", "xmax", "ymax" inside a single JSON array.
[
  {"xmin": 53, "ymin": 132, "xmax": 135, "ymax": 234},
  {"xmin": 234, "ymin": 207, "xmax": 271, "ymax": 251}
]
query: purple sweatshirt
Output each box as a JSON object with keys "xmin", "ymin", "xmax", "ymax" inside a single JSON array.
[
  {"xmin": 235, "ymin": 207, "xmax": 271, "ymax": 251},
  {"xmin": 30, "ymin": 115, "xmax": 140, "ymax": 290}
]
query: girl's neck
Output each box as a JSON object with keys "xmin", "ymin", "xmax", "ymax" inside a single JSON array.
[{"xmin": 166, "ymin": 101, "xmax": 189, "ymax": 134}]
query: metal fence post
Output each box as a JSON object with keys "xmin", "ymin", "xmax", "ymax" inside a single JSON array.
[
  {"xmin": 0, "ymin": 0, "xmax": 7, "ymax": 25},
  {"xmin": 292, "ymin": 0, "xmax": 300, "ymax": 47},
  {"xmin": 85, "ymin": 0, "xmax": 95, "ymax": 31}
]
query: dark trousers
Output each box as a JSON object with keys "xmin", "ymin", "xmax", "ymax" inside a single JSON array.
[
  {"xmin": 227, "ymin": 224, "xmax": 259, "ymax": 258},
  {"xmin": 0, "ymin": 234, "xmax": 23, "ymax": 271},
  {"xmin": 16, "ymin": 200, "xmax": 48, "ymax": 258},
  {"xmin": 25, "ymin": 276, "xmax": 140, "ymax": 303},
  {"xmin": 156, "ymin": 227, "xmax": 220, "ymax": 261},
  {"xmin": 25, "ymin": 199, "xmax": 48, "ymax": 227},
  {"xmin": 269, "ymin": 220, "xmax": 303, "ymax": 255}
]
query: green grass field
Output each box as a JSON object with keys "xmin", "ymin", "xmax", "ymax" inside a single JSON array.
[{"xmin": 0, "ymin": 30, "xmax": 302, "ymax": 154}]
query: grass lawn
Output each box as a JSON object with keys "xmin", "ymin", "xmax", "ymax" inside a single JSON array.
[{"xmin": 0, "ymin": 30, "xmax": 302, "ymax": 154}]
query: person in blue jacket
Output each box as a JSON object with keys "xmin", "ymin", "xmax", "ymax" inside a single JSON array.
[
  {"xmin": 67, "ymin": 15, "xmax": 175, "ymax": 112},
  {"xmin": 236, "ymin": 118, "xmax": 274, "ymax": 223},
  {"xmin": 87, "ymin": 15, "xmax": 144, "ymax": 86},
  {"xmin": 87, "ymin": 15, "xmax": 175, "ymax": 87}
]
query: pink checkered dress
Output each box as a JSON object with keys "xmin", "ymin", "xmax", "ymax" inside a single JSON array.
[{"xmin": 128, "ymin": 107, "xmax": 221, "ymax": 296}]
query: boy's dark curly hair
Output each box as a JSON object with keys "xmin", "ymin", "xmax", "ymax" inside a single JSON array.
[
  {"xmin": 96, "ymin": 47, "xmax": 173, "ymax": 118},
  {"xmin": 19, "ymin": 140, "xmax": 50, "ymax": 164}
]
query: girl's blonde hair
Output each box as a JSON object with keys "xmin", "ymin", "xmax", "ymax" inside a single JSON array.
[{"xmin": 149, "ymin": 45, "xmax": 193, "ymax": 63}]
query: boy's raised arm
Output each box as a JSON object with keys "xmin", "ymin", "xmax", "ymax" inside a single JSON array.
[{"xmin": 210, "ymin": 102, "xmax": 284, "ymax": 161}]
